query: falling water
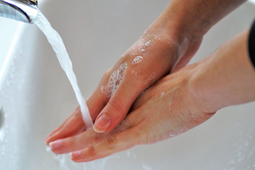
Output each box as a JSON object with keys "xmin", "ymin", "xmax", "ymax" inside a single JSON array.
[{"xmin": 32, "ymin": 10, "xmax": 93, "ymax": 129}]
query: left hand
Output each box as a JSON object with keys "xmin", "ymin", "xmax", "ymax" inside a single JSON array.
[{"xmin": 47, "ymin": 62, "xmax": 214, "ymax": 162}]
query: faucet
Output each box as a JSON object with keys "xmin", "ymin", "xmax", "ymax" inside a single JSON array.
[{"xmin": 0, "ymin": 0, "xmax": 38, "ymax": 23}]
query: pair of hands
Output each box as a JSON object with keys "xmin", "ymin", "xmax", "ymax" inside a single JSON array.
[
  {"xmin": 44, "ymin": 24, "xmax": 211, "ymax": 162},
  {"xmin": 44, "ymin": 0, "xmax": 251, "ymax": 163}
]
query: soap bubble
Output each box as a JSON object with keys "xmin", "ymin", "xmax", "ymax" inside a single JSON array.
[
  {"xmin": 132, "ymin": 56, "xmax": 143, "ymax": 65},
  {"xmin": 101, "ymin": 62, "xmax": 127, "ymax": 98}
]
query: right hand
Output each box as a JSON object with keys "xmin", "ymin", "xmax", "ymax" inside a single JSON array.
[{"xmin": 44, "ymin": 60, "xmax": 214, "ymax": 162}]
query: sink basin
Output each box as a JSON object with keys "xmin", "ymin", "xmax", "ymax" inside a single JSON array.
[{"xmin": 0, "ymin": 1, "xmax": 255, "ymax": 169}]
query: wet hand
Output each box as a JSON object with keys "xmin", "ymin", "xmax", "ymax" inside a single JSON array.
[
  {"xmin": 47, "ymin": 62, "xmax": 214, "ymax": 162},
  {"xmin": 45, "ymin": 21, "xmax": 202, "ymax": 145}
]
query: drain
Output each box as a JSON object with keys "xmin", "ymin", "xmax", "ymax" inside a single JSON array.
[{"xmin": 0, "ymin": 108, "xmax": 4, "ymax": 129}]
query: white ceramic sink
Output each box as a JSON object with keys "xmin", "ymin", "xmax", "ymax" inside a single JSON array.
[{"xmin": 0, "ymin": 1, "xmax": 255, "ymax": 169}]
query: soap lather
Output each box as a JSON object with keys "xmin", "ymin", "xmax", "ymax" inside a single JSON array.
[{"xmin": 0, "ymin": 0, "xmax": 38, "ymax": 23}]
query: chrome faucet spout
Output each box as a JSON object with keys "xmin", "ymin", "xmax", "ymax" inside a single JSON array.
[{"xmin": 0, "ymin": 0, "xmax": 38, "ymax": 23}]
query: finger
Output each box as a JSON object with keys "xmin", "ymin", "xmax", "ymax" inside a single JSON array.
[
  {"xmin": 45, "ymin": 68, "xmax": 112, "ymax": 144},
  {"xmin": 45, "ymin": 88, "xmax": 108, "ymax": 145},
  {"xmin": 93, "ymin": 44, "xmax": 172, "ymax": 133},
  {"xmin": 45, "ymin": 111, "xmax": 85, "ymax": 145},
  {"xmin": 50, "ymin": 106, "xmax": 146, "ymax": 154},
  {"xmin": 45, "ymin": 107, "xmax": 80, "ymax": 142},
  {"xmin": 49, "ymin": 129, "xmax": 105, "ymax": 154},
  {"xmin": 70, "ymin": 125, "xmax": 146, "ymax": 162},
  {"xmin": 93, "ymin": 73, "xmax": 144, "ymax": 133}
]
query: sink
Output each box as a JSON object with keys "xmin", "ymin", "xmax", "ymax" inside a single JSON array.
[{"xmin": 0, "ymin": 0, "xmax": 255, "ymax": 169}]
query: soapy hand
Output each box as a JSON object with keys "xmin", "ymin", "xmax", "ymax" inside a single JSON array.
[
  {"xmin": 44, "ymin": 28, "xmax": 255, "ymax": 162},
  {"xmin": 43, "ymin": 0, "xmax": 251, "ymax": 163},
  {"xmin": 45, "ymin": 62, "xmax": 214, "ymax": 162},
  {"xmin": 45, "ymin": 23, "xmax": 202, "ymax": 144}
]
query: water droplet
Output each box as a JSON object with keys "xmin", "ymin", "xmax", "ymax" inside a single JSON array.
[
  {"xmin": 145, "ymin": 40, "xmax": 151, "ymax": 46},
  {"xmin": 46, "ymin": 146, "xmax": 51, "ymax": 152},
  {"xmin": 170, "ymin": 132, "xmax": 175, "ymax": 137}
]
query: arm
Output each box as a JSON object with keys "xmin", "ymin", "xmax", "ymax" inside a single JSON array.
[
  {"xmin": 190, "ymin": 29, "xmax": 255, "ymax": 113},
  {"xmin": 160, "ymin": 0, "xmax": 247, "ymax": 71}
]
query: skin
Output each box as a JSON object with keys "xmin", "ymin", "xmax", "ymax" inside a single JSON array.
[
  {"xmin": 44, "ymin": 0, "xmax": 253, "ymax": 162},
  {"xmin": 47, "ymin": 30, "xmax": 255, "ymax": 162}
]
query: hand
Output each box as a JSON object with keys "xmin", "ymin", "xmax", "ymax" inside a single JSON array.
[
  {"xmin": 45, "ymin": 62, "xmax": 214, "ymax": 162},
  {"xmin": 44, "ymin": 0, "xmax": 246, "ymax": 144},
  {"xmin": 45, "ymin": 21, "xmax": 202, "ymax": 145},
  {"xmin": 44, "ymin": 0, "xmax": 249, "ymax": 162}
]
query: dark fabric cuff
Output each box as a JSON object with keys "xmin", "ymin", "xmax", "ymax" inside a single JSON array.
[{"xmin": 248, "ymin": 19, "xmax": 255, "ymax": 69}]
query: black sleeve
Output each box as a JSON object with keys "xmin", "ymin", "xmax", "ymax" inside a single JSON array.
[{"xmin": 248, "ymin": 19, "xmax": 255, "ymax": 69}]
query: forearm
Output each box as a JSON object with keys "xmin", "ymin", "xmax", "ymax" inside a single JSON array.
[
  {"xmin": 156, "ymin": 0, "xmax": 246, "ymax": 40},
  {"xmin": 190, "ymin": 29, "xmax": 255, "ymax": 113},
  {"xmin": 145, "ymin": 0, "xmax": 246, "ymax": 71}
]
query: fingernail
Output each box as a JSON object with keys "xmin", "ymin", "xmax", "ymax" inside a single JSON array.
[
  {"xmin": 49, "ymin": 139, "xmax": 63, "ymax": 149},
  {"xmin": 69, "ymin": 151, "xmax": 82, "ymax": 159},
  {"xmin": 93, "ymin": 114, "xmax": 112, "ymax": 133}
]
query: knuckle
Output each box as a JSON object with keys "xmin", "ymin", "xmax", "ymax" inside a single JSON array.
[
  {"xmin": 67, "ymin": 137, "xmax": 75, "ymax": 146},
  {"xmin": 94, "ymin": 132, "xmax": 106, "ymax": 142},
  {"xmin": 86, "ymin": 145, "xmax": 96, "ymax": 156},
  {"xmin": 105, "ymin": 136, "xmax": 118, "ymax": 147},
  {"xmin": 115, "ymin": 120, "xmax": 130, "ymax": 132},
  {"xmin": 108, "ymin": 96, "xmax": 123, "ymax": 112},
  {"xmin": 94, "ymin": 133, "xmax": 102, "ymax": 141}
]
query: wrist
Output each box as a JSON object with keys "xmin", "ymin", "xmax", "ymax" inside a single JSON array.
[
  {"xmin": 188, "ymin": 59, "xmax": 222, "ymax": 114},
  {"xmin": 143, "ymin": 3, "xmax": 207, "ymax": 70},
  {"xmin": 189, "ymin": 30, "xmax": 255, "ymax": 113},
  {"xmin": 151, "ymin": 0, "xmax": 246, "ymax": 46},
  {"xmin": 153, "ymin": 1, "xmax": 206, "ymax": 43},
  {"xmin": 143, "ymin": 15, "xmax": 201, "ymax": 67},
  {"xmin": 168, "ymin": 63, "xmax": 215, "ymax": 125}
]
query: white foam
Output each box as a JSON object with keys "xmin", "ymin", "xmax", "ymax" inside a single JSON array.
[
  {"xmin": 161, "ymin": 92, "xmax": 164, "ymax": 97},
  {"xmin": 132, "ymin": 56, "xmax": 143, "ymax": 65},
  {"xmin": 131, "ymin": 70, "xmax": 141, "ymax": 78},
  {"xmin": 145, "ymin": 40, "xmax": 151, "ymax": 46},
  {"xmin": 101, "ymin": 62, "xmax": 127, "ymax": 98}
]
